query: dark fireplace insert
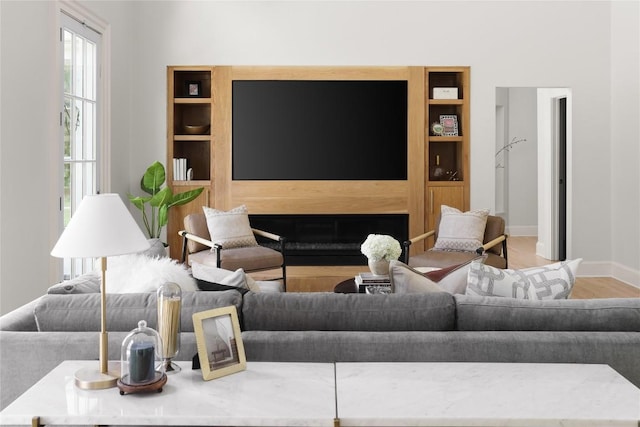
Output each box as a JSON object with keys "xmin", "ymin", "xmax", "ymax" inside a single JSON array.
[{"xmin": 249, "ymin": 214, "xmax": 409, "ymax": 266}]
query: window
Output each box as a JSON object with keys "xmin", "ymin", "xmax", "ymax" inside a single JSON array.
[{"xmin": 60, "ymin": 12, "xmax": 102, "ymax": 279}]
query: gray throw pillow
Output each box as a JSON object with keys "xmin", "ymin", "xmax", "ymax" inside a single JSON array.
[{"xmin": 47, "ymin": 272, "xmax": 101, "ymax": 294}]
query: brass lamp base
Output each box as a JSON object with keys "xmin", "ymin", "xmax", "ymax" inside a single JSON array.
[{"xmin": 74, "ymin": 365, "xmax": 120, "ymax": 390}]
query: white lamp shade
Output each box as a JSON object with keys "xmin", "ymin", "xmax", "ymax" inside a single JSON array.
[{"xmin": 51, "ymin": 193, "xmax": 150, "ymax": 258}]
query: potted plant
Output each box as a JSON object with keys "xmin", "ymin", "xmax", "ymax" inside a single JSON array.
[{"xmin": 128, "ymin": 161, "xmax": 204, "ymax": 244}]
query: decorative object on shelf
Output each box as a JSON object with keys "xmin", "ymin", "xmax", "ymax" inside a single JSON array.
[
  {"xmin": 495, "ymin": 137, "xmax": 528, "ymax": 169},
  {"xmin": 157, "ymin": 282, "xmax": 182, "ymax": 374},
  {"xmin": 431, "ymin": 122, "xmax": 444, "ymax": 136},
  {"xmin": 361, "ymin": 234, "xmax": 402, "ymax": 276},
  {"xmin": 193, "ymin": 306, "xmax": 247, "ymax": 381},
  {"xmin": 185, "ymin": 80, "xmax": 201, "ymax": 97},
  {"xmin": 128, "ymin": 161, "xmax": 204, "ymax": 242},
  {"xmin": 183, "ymin": 124, "xmax": 210, "ymax": 135},
  {"xmin": 50, "ymin": 194, "xmax": 150, "ymax": 390},
  {"xmin": 117, "ymin": 319, "xmax": 167, "ymax": 395},
  {"xmin": 431, "ymin": 154, "xmax": 445, "ymax": 179},
  {"xmin": 433, "ymin": 87, "xmax": 459, "ymax": 99},
  {"xmin": 439, "ymin": 115, "xmax": 459, "ymax": 136},
  {"xmin": 446, "ymin": 170, "xmax": 460, "ymax": 181}
]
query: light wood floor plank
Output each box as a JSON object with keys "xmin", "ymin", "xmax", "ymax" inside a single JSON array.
[{"xmin": 506, "ymin": 236, "xmax": 639, "ymax": 299}]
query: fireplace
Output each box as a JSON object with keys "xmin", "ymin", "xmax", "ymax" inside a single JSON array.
[{"xmin": 249, "ymin": 214, "xmax": 408, "ymax": 266}]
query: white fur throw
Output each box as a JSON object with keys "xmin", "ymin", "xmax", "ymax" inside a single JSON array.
[{"xmin": 105, "ymin": 254, "xmax": 198, "ymax": 293}]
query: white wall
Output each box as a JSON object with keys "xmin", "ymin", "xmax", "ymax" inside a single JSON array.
[
  {"xmin": 610, "ymin": 0, "xmax": 640, "ymax": 281},
  {"xmin": 1, "ymin": 1, "xmax": 638, "ymax": 314},
  {"xmin": 507, "ymin": 88, "xmax": 538, "ymax": 236},
  {"xmin": 0, "ymin": 0, "xmax": 136, "ymax": 314},
  {"xmin": 0, "ymin": 1, "xmax": 59, "ymax": 314},
  {"xmin": 126, "ymin": 1, "xmax": 621, "ymax": 264}
]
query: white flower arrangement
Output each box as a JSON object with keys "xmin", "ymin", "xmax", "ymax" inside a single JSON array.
[{"xmin": 360, "ymin": 234, "xmax": 402, "ymax": 262}]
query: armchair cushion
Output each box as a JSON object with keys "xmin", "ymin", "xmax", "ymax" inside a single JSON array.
[
  {"xmin": 189, "ymin": 245, "xmax": 283, "ymax": 272},
  {"xmin": 433, "ymin": 205, "xmax": 489, "ymax": 252},
  {"xmin": 203, "ymin": 205, "xmax": 258, "ymax": 249}
]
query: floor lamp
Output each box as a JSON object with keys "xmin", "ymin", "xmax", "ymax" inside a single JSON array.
[{"xmin": 51, "ymin": 193, "xmax": 150, "ymax": 389}]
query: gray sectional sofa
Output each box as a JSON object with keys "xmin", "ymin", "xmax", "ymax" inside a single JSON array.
[{"xmin": 1, "ymin": 289, "xmax": 639, "ymax": 411}]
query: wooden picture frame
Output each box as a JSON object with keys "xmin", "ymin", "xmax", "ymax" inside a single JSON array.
[
  {"xmin": 185, "ymin": 80, "xmax": 201, "ymax": 97},
  {"xmin": 193, "ymin": 306, "xmax": 246, "ymax": 381}
]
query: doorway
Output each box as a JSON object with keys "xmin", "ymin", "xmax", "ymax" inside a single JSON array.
[{"xmin": 495, "ymin": 87, "xmax": 572, "ymax": 262}]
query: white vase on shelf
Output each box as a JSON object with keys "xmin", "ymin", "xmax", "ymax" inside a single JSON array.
[{"xmin": 368, "ymin": 258, "xmax": 390, "ymax": 276}]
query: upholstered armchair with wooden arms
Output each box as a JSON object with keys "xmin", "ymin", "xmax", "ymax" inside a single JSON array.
[
  {"xmin": 403, "ymin": 213, "xmax": 508, "ymax": 269},
  {"xmin": 179, "ymin": 210, "xmax": 287, "ymax": 290}
]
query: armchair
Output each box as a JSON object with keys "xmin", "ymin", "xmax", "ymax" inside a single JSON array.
[
  {"xmin": 179, "ymin": 213, "xmax": 287, "ymax": 290},
  {"xmin": 403, "ymin": 214, "xmax": 508, "ymax": 269}
]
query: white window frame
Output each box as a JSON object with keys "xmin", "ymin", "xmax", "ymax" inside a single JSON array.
[{"xmin": 53, "ymin": 1, "xmax": 112, "ymax": 280}]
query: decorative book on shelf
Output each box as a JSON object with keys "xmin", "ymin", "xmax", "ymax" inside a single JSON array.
[{"xmin": 173, "ymin": 158, "xmax": 193, "ymax": 181}]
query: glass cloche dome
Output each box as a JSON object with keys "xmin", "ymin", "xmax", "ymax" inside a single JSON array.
[{"xmin": 118, "ymin": 320, "xmax": 167, "ymax": 394}]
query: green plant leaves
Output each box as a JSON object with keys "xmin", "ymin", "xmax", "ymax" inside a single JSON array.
[
  {"xmin": 141, "ymin": 161, "xmax": 166, "ymax": 195},
  {"xmin": 169, "ymin": 187, "xmax": 204, "ymax": 208},
  {"xmin": 128, "ymin": 161, "xmax": 204, "ymax": 240}
]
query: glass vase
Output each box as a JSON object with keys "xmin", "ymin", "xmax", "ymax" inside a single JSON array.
[{"xmin": 157, "ymin": 282, "xmax": 182, "ymax": 374}]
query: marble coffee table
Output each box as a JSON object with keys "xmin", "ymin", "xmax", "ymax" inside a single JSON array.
[
  {"xmin": 1, "ymin": 361, "xmax": 639, "ymax": 426},
  {"xmin": 0, "ymin": 361, "xmax": 336, "ymax": 426},
  {"xmin": 336, "ymin": 362, "xmax": 640, "ymax": 426}
]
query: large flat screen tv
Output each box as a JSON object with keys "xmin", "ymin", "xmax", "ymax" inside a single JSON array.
[{"xmin": 232, "ymin": 80, "xmax": 408, "ymax": 180}]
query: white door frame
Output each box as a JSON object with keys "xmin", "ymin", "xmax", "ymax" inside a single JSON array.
[{"xmin": 536, "ymin": 88, "xmax": 572, "ymax": 261}]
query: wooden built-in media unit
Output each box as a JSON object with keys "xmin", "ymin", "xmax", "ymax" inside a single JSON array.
[{"xmin": 167, "ymin": 66, "xmax": 470, "ymax": 275}]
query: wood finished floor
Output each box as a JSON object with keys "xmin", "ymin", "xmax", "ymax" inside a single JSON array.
[
  {"xmin": 507, "ymin": 236, "xmax": 639, "ymax": 299},
  {"xmin": 254, "ymin": 236, "xmax": 640, "ymax": 298}
]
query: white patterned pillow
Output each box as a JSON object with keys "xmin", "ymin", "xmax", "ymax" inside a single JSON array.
[
  {"xmin": 203, "ymin": 205, "xmax": 258, "ymax": 249},
  {"xmin": 434, "ymin": 205, "xmax": 489, "ymax": 252},
  {"xmin": 466, "ymin": 259, "xmax": 582, "ymax": 300}
]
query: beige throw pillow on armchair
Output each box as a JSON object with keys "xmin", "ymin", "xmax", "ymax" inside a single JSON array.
[
  {"xmin": 434, "ymin": 205, "xmax": 489, "ymax": 252},
  {"xmin": 203, "ymin": 205, "xmax": 258, "ymax": 249}
]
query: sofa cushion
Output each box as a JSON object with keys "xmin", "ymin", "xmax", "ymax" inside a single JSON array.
[
  {"xmin": 433, "ymin": 205, "xmax": 489, "ymax": 252},
  {"xmin": 466, "ymin": 259, "xmax": 581, "ymax": 300},
  {"xmin": 34, "ymin": 290, "xmax": 242, "ymax": 332},
  {"xmin": 455, "ymin": 295, "xmax": 640, "ymax": 331},
  {"xmin": 242, "ymin": 292, "xmax": 456, "ymax": 332}
]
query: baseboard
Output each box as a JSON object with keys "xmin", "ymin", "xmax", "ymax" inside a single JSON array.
[
  {"xmin": 579, "ymin": 260, "xmax": 640, "ymax": 289},
  {"xmin": 612, "ymin": 262, "xmax": 640, "ymax": 289},
  {"xmin": 505, "ymin": 225, "xmax": 537, "ymax": 236}
]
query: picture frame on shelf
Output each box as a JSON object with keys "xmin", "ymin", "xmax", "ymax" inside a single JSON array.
[
  {"xmin": 193, "ymin": 306, "xmax": 246, "ymax": 381},
  {"xmin": 185, "ymin": 80, "xmax": 202, "ymax": 97},
  {"xmin": 439, "ymin": 115, "xmax": 459, "ymax": 136}
]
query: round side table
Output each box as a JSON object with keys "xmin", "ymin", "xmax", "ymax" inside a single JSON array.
[{"xmin": 334, "ymin": 278, "xmax": 358, "ymax": 293}]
